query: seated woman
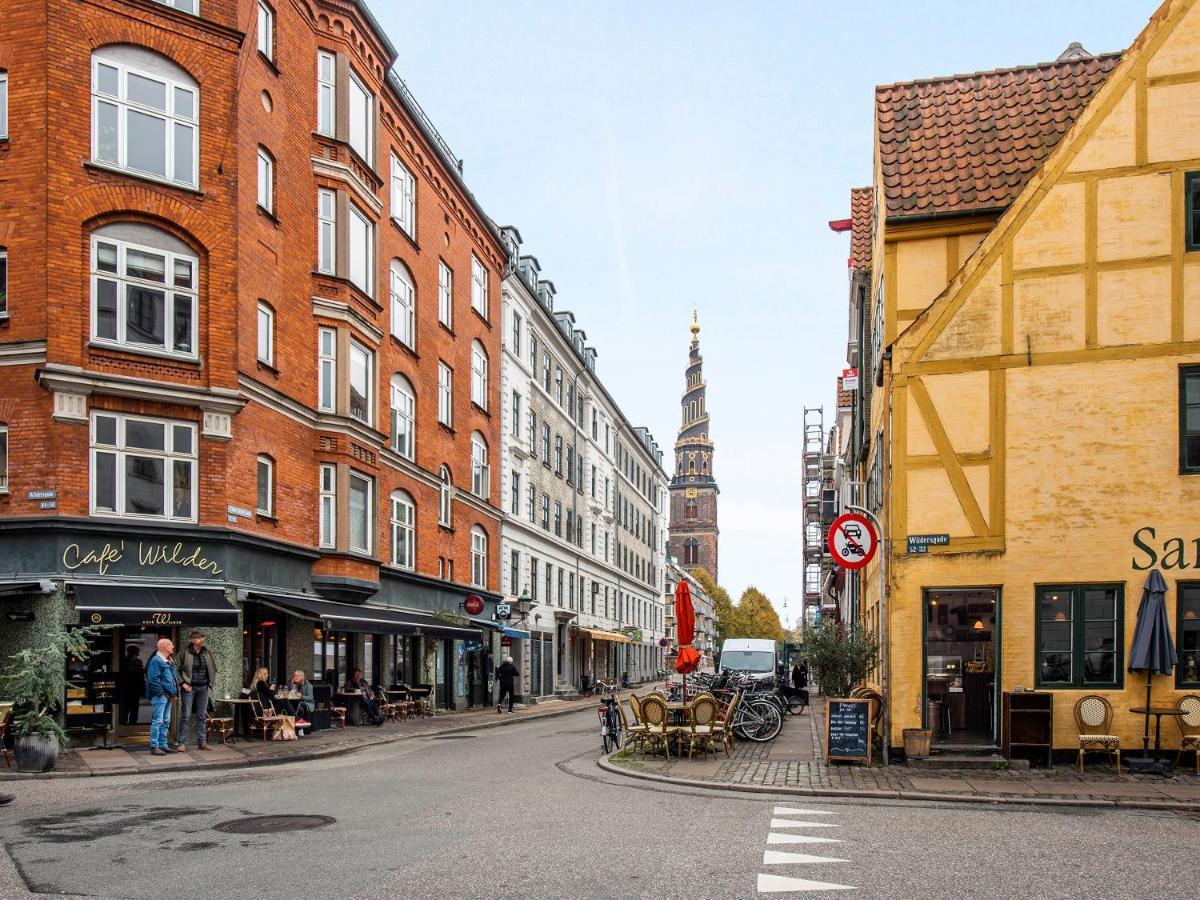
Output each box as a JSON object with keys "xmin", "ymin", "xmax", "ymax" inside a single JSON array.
[
  {"xmin": 250, "ymin": 666, "xmax": 277, "ymax": 712},
  {"xmin": 344, "ymin": 668, "xmax": 384, "ymax": 726}
]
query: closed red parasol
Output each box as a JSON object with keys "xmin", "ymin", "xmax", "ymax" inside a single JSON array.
[{"xmin": 674, "ymin": 579, "xmax": 701, "ymax": 680}]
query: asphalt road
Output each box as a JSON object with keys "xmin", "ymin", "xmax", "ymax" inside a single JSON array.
[{"xmin": 0, "ymin": 708, "xmax": 1194, "ymax": 899}]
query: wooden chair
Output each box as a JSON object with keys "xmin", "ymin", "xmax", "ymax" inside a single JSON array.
[
  {"xmin": 1074, "ymin": 695, "xmax": 1121, "ymax": 774},
  {"xmin": 685, "ymin": 696, "xmax": 720, "ymax": 760},
  {"xmin": 204, "ymin": 710, "xmax": 236, "ymax": 745},
  {"xmin": 248, "ymin": 698, "xmax": 284, "ymax": 741},
  {"xmin": 638, "ymin": 695, "xmax": 676, "ymax": 759},
  {"xmin": 1175, "ymin": 694, "xmax": 1200, "ymax": 774}
]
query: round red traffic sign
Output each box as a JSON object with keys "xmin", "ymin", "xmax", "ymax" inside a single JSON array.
[
  {"xmin": 463, "ymin": 594, "xmax": 485, "ymax": 616},
  {"xmin": 827, "ymin": 513, "xmax": 878, "ymax": 570}
]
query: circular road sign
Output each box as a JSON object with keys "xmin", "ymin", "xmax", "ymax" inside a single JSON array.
[{"xmin": 827, "ymin": 513, "xmax": 877, "ymax": 570}]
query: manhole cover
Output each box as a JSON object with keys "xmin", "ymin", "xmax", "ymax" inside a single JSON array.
[
  {"xmin": 213, "ymin": 815, "xmax": 335, "ymax": 835},
  {"xmin": 431, "ymin": 735, "xmax": 475, "ymax": 740}
]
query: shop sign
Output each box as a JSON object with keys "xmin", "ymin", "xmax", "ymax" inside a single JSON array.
[
  {"xmin": 907, "ymin": 533, "xmax": 950, "ymax": 555},
  {"xmin": 463, "ymin": 640, "xmax": 483, "ymax": 652},
  {"xmin": 1132, "ymin": 526, "xmax": 1200, "ymax": 570},
  {"xmin": 495, "ymin": 603, "xmax": 511, "ymax": 619},
  {"xmin": 62, "ymin": 540, "xmax": 223, "ymax": 578},
  {"xmin": 87, "ymin": 610, "xmax": 189, "ymax": 627},
  {"xmin": 624, "ymin": 628, "xmax": 643, "ymax": 642},
  {"xmin": 828, "ymin": 513, "xmax": 877, "ymax": 570},
  {"xmin": 463, "ymin": 594, "xmax": 485, "ymax": 616},
  {"xmin": 842, "ymin": 368, "xmax": 859, "ymax": 391},
  {"xmin": 501, "ymin": 636, "xmax": 513, "ymax": 647}
]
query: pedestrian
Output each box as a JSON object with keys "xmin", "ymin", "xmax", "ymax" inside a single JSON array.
[
  {"xmin": 121, "ymin": 644, "xmax": 144, "ymax": 725},
  {"xmin": 791, "ymin": 658, "xmax": 808, "ymax": 692},
  {"xmin": 145, "ymin": 638, "xmax": 178, "ymax": 755},
  {"xmin": 175, "ymin": 630, "xmax": 217, "ymax": 752},
  {"xmin": 495, "ymin": 656, "xmax": 518, "ymax": 713}
]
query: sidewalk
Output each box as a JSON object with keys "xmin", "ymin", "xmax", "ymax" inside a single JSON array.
[
  {"xmin": 0, "ymin": 698, "xmax": 589, "ymax": 781},
  {"xmin": 603, "ymin": 696, "xmax": 1200, "ymax": 809}
]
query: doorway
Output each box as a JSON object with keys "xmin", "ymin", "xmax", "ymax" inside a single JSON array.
[
  {"xmin": 116, "ymin": 627, "xmax": 173, "ymax": 746},
  {"xmin": 923, "ymin": 588, "xmax": 999, "ymax": 745}
]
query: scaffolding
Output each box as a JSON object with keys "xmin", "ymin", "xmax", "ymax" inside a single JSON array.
[{"xmin": 802, "ymin": 407, "xmax": 837, "ymax": 631}]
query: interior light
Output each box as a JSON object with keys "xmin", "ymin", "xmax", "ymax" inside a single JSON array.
[
  {"xmin": 1054, "ymin": 612, "xmax": 1068, "ymax": 622},
  {"xmin": 973, "ymin": 619, "xmax": 984, "ymax": 630}
]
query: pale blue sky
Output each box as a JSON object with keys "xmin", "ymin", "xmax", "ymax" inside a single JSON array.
[{"xmin": 374, "ymin": 1, "xmax": 1152, "ymax": 625}]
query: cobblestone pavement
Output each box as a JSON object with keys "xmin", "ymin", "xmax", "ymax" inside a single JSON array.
[{"xmin": 610, "ymin": 696, "xmax": 1200, "ymax": 805}]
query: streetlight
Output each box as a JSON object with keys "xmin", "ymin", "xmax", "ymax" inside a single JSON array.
[{"xmin": 514, "ymin": 588, "xmax": 534, "ymax": 624}]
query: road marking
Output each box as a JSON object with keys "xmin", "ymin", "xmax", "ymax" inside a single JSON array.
[
  {"xmin": 766, "ymin": 832, "xmax": 842, "ymax": 845},
  {"xmin": 763, "ymin": 850, "xmax": 849, "ymax": 865},
  {"xmin": 769, "ymin": 818, "xmax": 840, "ymax": 829},
  {"xmin": 773, "ymin": 806, "xmax": 835, "ymax": 816},
  {"xmin": 758, "ymin": 874, "xmax": 855, "ymax": 893}
]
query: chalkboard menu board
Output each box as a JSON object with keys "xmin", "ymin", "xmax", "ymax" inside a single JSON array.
[{"xmin": 825, "ymin": 698, "xmax": 871, "ymax": 764}]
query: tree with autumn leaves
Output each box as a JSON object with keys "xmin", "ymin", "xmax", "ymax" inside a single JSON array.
[{"xmin": 690, "ymin": 568, "xmax": 784, "ymax": 643}]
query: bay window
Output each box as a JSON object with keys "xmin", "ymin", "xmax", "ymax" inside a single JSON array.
[
  {"xmin": 91, "ymin": 412, "xmax": 196, "ymax": 522},
  {"xmin": 470, "ymin": 526, "xmax": 487, "ymax": 589},
  {"xmin": 348, "ymin": 470, "xmax": 372, "ymax": 553},
  {"xmin": 348, "ymin": 339, "xmax": 373, "ymax": 425},
  {"xmin": 317, "ymin": 189, "xmax": 336, "ymax": 274},
  {"xmin": 348, "ymin": 69, "xmax": 373, "ymax": 166},
  {"xmin": 348, "ymin": 202, "xmax": 373, "ymax": 296},
  {"xmin": 91, "ymin": 226, "xmax": 197, "ymax": 358},
  {"xmin": 92, "ymin": 47, "xmax": 198, "ymax": 188},
  {"xmin": 389, "ymin": 261, "xmax": 415, "ymax": 348},
  {"xmin": 391, "ymin": 154, "xmax": 416, "ymax": 238},
  {"xmin": 470, "ymin": 340, "xmax": 488, "ymax": 409},
  {"xmin": 317, "ymin": 327, "xmax": 336, "ymax": 412},
  {"xmin": 471, "ymin": 255, "xmax": 488, "ymax": 318},
  {"xmin": 471, "ymin": 432, "xmax": 489, "ymax": 500},
  {"xmin": 389, "ymin": 374, "xmax": 415, "ymax": 460},
  {"xmin": 317, "ymin": 51, "xmax": 336, "ymax": 137},
  {"xmin": 390, "ymin": 491, "xmax": 415, "ymax": 570}
]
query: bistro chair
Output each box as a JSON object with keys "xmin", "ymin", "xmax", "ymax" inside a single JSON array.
[
  {"xmin": 638, "ymin": 695, "xmax": 676, "ymax": 759},
  {"xmin": 628, "ymin": 693, "xmax": 646, "ymax": 726},
  {"xmin": 1175, "ymin": 694, "xmax": 1200, "ymax": 775},
  {"xmin": 685, "ymin": 696, "xmax": 720, "ymax": 761},
  {"xmin": 205, "ymin": 710, "xmax": 236, "ymax": 745},
  {"xmin": 248, "ymin": 697, "xmax": 284, "ymax": 741},
  {"xmin": 373, "ymin": 688, "xmax": 399, "ymax": 723},
  {"xmin": 615, "ymin": 696, "xmax": 649, "ymax": 755},
  {"xmin": 714, "ymin": 689, "xmax": 740, "ymax": 755},
  {"xmin": 1074, "ymin": 695, "xmax": 1121, "ymax": 774},
  {"xmin": 856, "ymin": 687, "xmax": 886, "ymax": 753}
]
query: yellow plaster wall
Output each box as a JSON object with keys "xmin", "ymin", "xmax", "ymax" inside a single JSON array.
[
  {"xmin": 895, "ymin": 238, "xmax": 950, "ymax": 312},
  {"xmin": 1012, "ymin": 183, "xmax": 1085, "ymax": 270}
]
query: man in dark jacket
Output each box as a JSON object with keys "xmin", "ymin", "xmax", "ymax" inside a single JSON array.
[
  {"xmin": 495, "ymin": 656, "xmax": 518, "ymax": 714},
  {"xmin": 175, "ymin": 631, "xmax": 217, "ymax": 751}
]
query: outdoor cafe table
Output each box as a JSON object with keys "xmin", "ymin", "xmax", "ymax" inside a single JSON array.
[
  {"xmin": 335, "ymin": 691, "xmax": 368, "ymax": 725},
  {"xmin": 1129, "ymin": 706, "xmax": 1185, "ymax": 753},
  {"xmin": 214, "ymin": 697, "xmax": 253, "ymax": 741},
  {"xmin": 407, "ymin": 687, "xmax": 433, "ymax": 715}
]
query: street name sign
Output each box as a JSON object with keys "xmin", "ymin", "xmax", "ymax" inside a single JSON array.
[
  {"xmin": 907, "ymin": 533, "xmax": 950, "ymax": 554},
  {"xmin": 827, "ymin": 513, "xmax": 877, "ymax": 570}
]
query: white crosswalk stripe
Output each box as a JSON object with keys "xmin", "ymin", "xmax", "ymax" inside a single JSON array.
[{"xmin": 758, "ymin": 804, "xmax": 855, "ymax": 893}]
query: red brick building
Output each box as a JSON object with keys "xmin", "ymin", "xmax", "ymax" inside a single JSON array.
[{"xmin": 0, "ymin": 0, "xmax": 507, "ymax": 723}]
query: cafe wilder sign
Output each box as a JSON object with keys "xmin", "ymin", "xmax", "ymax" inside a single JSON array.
[{"xmin": 63, "ymin": 540, "xmax": 223, "ymax": 578}]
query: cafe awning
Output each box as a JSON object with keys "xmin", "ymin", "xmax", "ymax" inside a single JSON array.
[
  {"xmin": 246, "ymin": 592, "xmax": 481, "ymax": 639},
  {"xmin": 576, "ymin": 626, "xmax": 631, "ymax": 644},
  {"xmin": 72, "ymin": 583, "xmax": 238, "ymax": 627},
  {"xmin": 501, "ymin": 627, "xmax": 530, "ymax": 639},
  {"xmin": 471, "ymin": 618, "xmax": 502, "ymax": 631},
  {"xmin": 0, "ymin": 582, "xmax": 48, "ymax": 598}
]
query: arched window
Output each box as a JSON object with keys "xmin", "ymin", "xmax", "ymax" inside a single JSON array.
[
  {"xmin": 688, "ymin": 456, "xmax": 696, "ymax": 474},
  {"xmin": 389, "ymin": 260, "xmax": 415, "ymax": 348},
  {"xmin": 438, "ymin": 465, "xmax": 452, "ymax": 527},
  {"xmin": 92, "ymin": 46, "xmax": 198, "ymax": 187},
  {"xmin": 685, "ymin": 500, "xmax": 697, "ymax": 519},
  {"xmin": 389, "ymin": 374, "xmax": 415, "ymax": 460},
  {"xmin": 470, "ymin": 432, "xmax": 489, "ymax": 500},
  {"xmin": 91, "ymin": 223, "xmax": 198, "ymax": 358},
  {"xmin": 470, "ymin": 340, "xmax": 488, "ymax": 409},
  {"xmin": 390, "ymin": 490, "xmax": 415, "ymax": 570},
  {"xmin": 470, "ymin": 525, "xmax": 487, "ymax": 589}
]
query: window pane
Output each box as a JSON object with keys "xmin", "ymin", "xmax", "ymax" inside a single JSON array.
[
  {"xmin": 96, "ymin": 279, "xmax": 118, "ymax": 340},
  {"xmin": 96, "ymin": 100, "xmax": 120, "ymax": 163},
  {"xmin": 1083, "ymin": 652, "xmax": 1115, "ymax": 684},
  {"xmin": 1039, "ymin": 591, "xmax": 1071, "ymax": 623},
  {"xmin": 173, "ymin": 258, "xmax": 193, "ymax": 289},
  {"xmin": 94, "ymin": 451, "xmax": 117, "ymax": 510},
  {"xmin": 172, "ymin": 425, "xmax": 192, "ymax": 455},
  {"xmin": 127, "ymin": 73, "xmax": 167, "ymax": 110},
  {"xmin": 125, "ymin": 419, "xmax": 165, "ymax": 451},
  {"xmin": 126, "ymin": 287, "xmax": 165, "ymax": 346},
  {"xmin": 126, "ymin": 110, "xmax": 167, "ymax": 177},
  {"xmin": 1084, "ymin": 621, "xmax": 1115, "ymax": 652},
  {"xmin": 96, "ymin": 242, "xmax": 118, "ymax": 273},
  {"xmin": 172, "ymin": 460, "xmax": 192, "ymax": 519},
  {"xmin": 172, "ymin": 294, "xmax": 193, "ymax": 353},
  {"xmin": 96, "ymin": 64, "xmax": 119, "ymax": 97},
  {"xmin": 95, "ymin": 415, "xmax": 117, "ymax": 446},
  {"xmin": 349, "ymin": 476, "xmax": 369, "ymax": 551},
  {"xmin": 1187, "ymin": 434, "xmax": 1200, "ymax": 470},
  {"xmin": 349, "ymin": 209, "xmax": 370, "ymax": 293},
  {"xmin": 257, "ymin": 461, "xmax": 270, "ymax": 512},
  {"xmin": 173, "ymin": 122, "xmax": 194, "ymax": 184},
  {"xmin": 125, "ymin": 455, "xmax": 165, "ymax": 515},
  {"xmin": 350, "ymin": 344, "xmax": 369, "ymax": 422},
  {"xmin": 173, "ymin": 86, "xmax": 195, "ymax": 120},
  {"xmin": 126, "ymin": 248, "xmax": 166, "ymax": 283},
  {"xmin": 1083, "ymin": 588, "xmax": 1117, "ymax": 621}
]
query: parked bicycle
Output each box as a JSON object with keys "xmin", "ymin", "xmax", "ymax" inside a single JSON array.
[
  {"xmin": 598, "ymin": 695, "xmax": 624, "ymax": 753},
  {"xmin": 585, "ymin": 677, "xmax": 619, "ymax": 697},
  {"xmin": 662, "ymin": 671, "xmax": 783, "ymax": 742}
]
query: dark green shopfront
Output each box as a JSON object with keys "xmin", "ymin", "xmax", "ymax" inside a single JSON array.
[{"xmin": 0, "ymin": 520, "xmax": 504, "ymax": 746}]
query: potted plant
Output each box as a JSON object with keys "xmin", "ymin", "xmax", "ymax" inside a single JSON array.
[
  {"xmin": 1, "ymin": 627, "xmax": 101, "ymax": 773},
  {"xmin": 805, "ymin": 619, "xmax": 881, "ymax": 698}
]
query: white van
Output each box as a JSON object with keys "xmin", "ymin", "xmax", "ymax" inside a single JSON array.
[{"xmin": 718, "ymin": 638, "xmax": 778, "ymax": 683}]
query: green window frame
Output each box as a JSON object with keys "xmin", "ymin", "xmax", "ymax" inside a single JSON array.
[
  {"xmin": 1035, "ymin": 584, "xmax": 1123, "ymax": 689},
  {"xmin": 1181, "ymin": 366, "xmax": 1200, "ymax": 474},
  {"xmin": 1187, "ymin": 172, "xmax": 1200, "ymax": 252},
  {"xmin": 1178, "ymin": 582, "xmax": 1200, "ymax": 688}
]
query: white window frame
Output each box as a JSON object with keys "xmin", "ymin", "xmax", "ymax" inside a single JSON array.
[
  {"xmin": 257, "ymin": 1, "xmax": 274, "ymax": 61},
  {"xmin": 389, "ymin": 261, "xmax": 415, "ymax": 348},
  {"xmin": 438, "ymin": 361, "xmax": 453, "ymax": 427},
  {"xmin": 0, "ymin": 248, "xmax": 7, "ymax": 317},
  {"xmin": 153, "ymin": 0, "xmax": 199, "ymax": 12},
  {"xmin": 471, "ymin": 432, "xmax": 489, "ymax": 500},
  {"xmin": 347, "ymin": 67, "xmax": 373, "ymax": 166},
  {"xmin": 257, "ymin": 301, "xmax": 274, "ymax": 364},
  {"xmin": 438, "ymin": 260, "xmax": 453, "ymax": 328},
  {"xmin": 389, "ymin": 374, "xmax": 415, "ymax": 460},
  {"xmin": 470, "ymin": 255, "xmax": 488, "ymax": 319},
  {"xmin": 0, "ymin": 423, "xmax": 8, "ymax": 492},
  {"xmin": 348, "ymin": 338, "xmax": 373, "ymax": 426},
  {"xmin": 90, "ymin": 411, "xmax": 197, "ymax": 523},
  {"xmin": 0, "ymin": 72, "xmax": 8, "ymax": 141},
  {"xmin": 511, "ymin": 391, "xmax": 522, "ymax": 438},
  {"xmin": 256, "ymin": 454, "xmax": 274, "ymax": 516},
  {"xmin": 257, "ymin": 146, "xmax": 274, "ymax": 214},
  {"xmin": 90, "ymin": 232, "xmax": 198, "ymax": 359},
  {"xmin": 438, "ymin": 466, "xmax": 452, "ymax": 527},
  {"xmin": 348, "ymin": 202, "xmax": 374, "ymax": 296},
  {"xmin": 470, "ymin": 526, "xmax": 487, "ymax": 589},
  {"xmin": 91, "ymin": 52, "xmax": 198, "ymax": 188},
  {"xmin": 317, "ymin": 326, "xmax": 337, "ymax": 412},
  {"xmin": 470, "ymin": 341, "xmax": 488, "ymax": 409},
  {"xmin": 390, "ymin": 490, "xmax": 415, "ymax": 570},
  {"xmin": 390, "ymin": 153, "xmax": 416, "ymax": 238},
  {"xmin": 319, "ymin": 463, "xmax": 336, "ymax": 547},
  {"xmin": 317, "ymin": 50, "xmax": 336, "ymax": 137},
  {"xmin": 317, "ymin": 188, "xmax": 336, "ymax": 274},
  {"xmin": 348, "ymin": 469, "xmax": 372, "ymax": 554},
  {"xmin": 511, "ymin": 309, "xmax": 522, "ymax": 357}
]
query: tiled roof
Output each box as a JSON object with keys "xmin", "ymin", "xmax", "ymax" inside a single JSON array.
[
  {"xmin": 850, "ymin": 187, "xmax": 873, "ymax": 270},
  {"xmin": 876, "ymin": 52, "xmax": 1121, "ymax": 220},
  {"xmin": 836, "ymin": 376, "xmax": 854, "ymax": 409}
]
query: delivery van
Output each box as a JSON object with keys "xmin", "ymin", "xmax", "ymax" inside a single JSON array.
[{"xmin": 718, "ymin": 638, "xmax": 778, "ymax": 683}]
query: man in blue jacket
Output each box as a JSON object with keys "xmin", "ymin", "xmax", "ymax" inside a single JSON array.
[{"xmin": 145, "ymin": 638, "xmax": 179, "ymax": 755}]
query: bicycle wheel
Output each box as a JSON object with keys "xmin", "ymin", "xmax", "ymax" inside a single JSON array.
[
  {"xmin": 738, "ymin": 698, "xmax": 783, "ymax": 742},
  {"xmin": 784, "ymin": 692, "xmax": 807, "ymax": 716}
]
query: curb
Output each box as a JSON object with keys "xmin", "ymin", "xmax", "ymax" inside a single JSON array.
[
  {"xmin": 596, "ymin": 755, "xmax": 1200, "ymax": 812},
  {"xmin": 0, "ymin": 702, "xmax": 590, "ymax": 781}
]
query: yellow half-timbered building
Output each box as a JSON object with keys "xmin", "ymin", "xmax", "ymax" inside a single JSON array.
[{"xmin": 863, "ymin": 0, "xmax": 1200, "ymax": 754}]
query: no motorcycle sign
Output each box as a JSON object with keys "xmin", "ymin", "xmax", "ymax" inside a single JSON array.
[{"xmin": 827, "ymin": 513, "xmax": 878, "ymax": 570}]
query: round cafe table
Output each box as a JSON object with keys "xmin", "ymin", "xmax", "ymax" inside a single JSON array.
[
  {"xmin": 214, "ymin": 697, "xmax": 253, "ymax": 741},
  {"xmin": 1129, "ymin": 706, "xmax": 1185, "ymax": 753}
]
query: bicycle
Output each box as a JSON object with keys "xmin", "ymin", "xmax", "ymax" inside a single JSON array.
[{"xmin": 598, "ymin": 695, "xmax": 624, "ymax": 753}]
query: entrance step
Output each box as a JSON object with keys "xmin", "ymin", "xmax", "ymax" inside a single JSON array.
[{"xmin": 908, "ymin": 754, "xmax": 1029, "ymax": 771}]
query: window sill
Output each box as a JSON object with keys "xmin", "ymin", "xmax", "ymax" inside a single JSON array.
[
  {"xmin": 438, "ymin": 523, "xmax": 455, "ymax": 534},
  {"xmin": 470, "ymin": 307, "xmax": 491, "ymax": 329},
  {"xmin": 87, "ymin": 340, "xmax": 202, "ymax": 367},
  {"xmin": 255, "ymin": 512, "xmax": 278, "ymax": 524},
  {"xmin": 391, "ymin": 217, "xmax": 419, "ymax": 252},
  {"xmin": 439, "ymin": 321, "xmax": 456, "ymax": 338},
  {"xmin": 390, "ymin": 334, "xmax": 419, "ymax": 360},
  {"xmin": 257, "ymin": 50, "xmax": 280, "ymax": 76},
  {"xmin": 257, "ymin": 204, "xmax": 280, "ymax": 225},
  {"xmin": 256, "ymin": 359, "xmax": 279, "ymax": 377},
  {"xmin": 83, "ymin": 161, "xmax": 204, "ymax": 198},
  {"xmin": 471, "ymin": 401, "xmax": 490, "ymax": 418},
  {"xmin": 438, "ymin": 422, "xmax": 456, "ymax": 436}
]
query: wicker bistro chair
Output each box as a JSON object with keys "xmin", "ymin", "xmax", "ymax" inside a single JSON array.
[
  {"xmin": 685, "ymin": 696, "xmax": 720, "ymax": 760},
  {"xmin": 248, "ymin": 698, "xmax": 284, "ymax": 741},
  {"xmin": 628, "ymin": 693, "xmax": 645, "ymax": 726},
  {"xmin": 638, "ymin": 695, "xmax": 677, "ymax": 759},
  {"xmin": 855, "ymin": 688, "xmax": 886, "ymax": 753},
  {"xmin": 373, "ymin": 688, "xmax": 399, "ymax": 722},
  {"xmin": 616, "ymin": 697, "xmax": 649, "ymax": 755},
  {"xmin": 204, "ymin": 710, "xmax": 236, "ymax": 745},
  {"xmin": 1176, "ymin": 694, "xmax": 1200, "ymax": 774},
  {"xmin": 1074, "ymin": 695, "xmax": 1121, "ymax": 774}
]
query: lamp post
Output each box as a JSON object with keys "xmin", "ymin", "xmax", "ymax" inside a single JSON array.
[{"xmin": 514, "ymin": 588, "xmax": 534, "ymax": 624}]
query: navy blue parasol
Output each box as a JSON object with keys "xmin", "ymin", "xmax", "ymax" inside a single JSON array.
[{"xmin": 1127, "ymin": 570, "xmax": 1178, "ymax": 756}]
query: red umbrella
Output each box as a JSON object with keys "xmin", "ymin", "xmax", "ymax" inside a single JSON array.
[{"xmin": 674, "ymin": 580, "xmax": 701, "ymax": 698}]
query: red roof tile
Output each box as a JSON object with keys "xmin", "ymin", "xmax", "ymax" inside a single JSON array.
[
  {"xmin": 850, "ymin": 187, "xmax": 873, "ymax": 270},
  {"xmin": 876, "ymin": 52, "xmax": 1121, "ymax": 220}
]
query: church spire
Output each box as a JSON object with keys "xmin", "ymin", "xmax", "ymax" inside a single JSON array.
[{"xmin": 674, "ymin": 312, "xmax": 713, "ymax": 483}]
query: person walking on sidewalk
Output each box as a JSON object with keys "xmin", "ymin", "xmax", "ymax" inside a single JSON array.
[
  {"xmin": 145, "ymin": 638, "xmax": 178, "ymax": 756},
  {"xmin": 175, "ymin": 631, "xmax": 217, "ymax": 752},
  {"xmin": 496, "ymin": 656, "xmax": 518, "ymax": 713}
]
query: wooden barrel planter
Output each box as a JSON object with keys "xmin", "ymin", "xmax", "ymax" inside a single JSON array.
[{"xmin": 903, "ymin": 728, "xmax": 932, "ymax": 759}]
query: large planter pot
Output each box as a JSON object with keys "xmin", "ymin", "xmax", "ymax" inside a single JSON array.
[{"xmin": 14, "ymin": 733, "xmax": 59, "ymax": 773}]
